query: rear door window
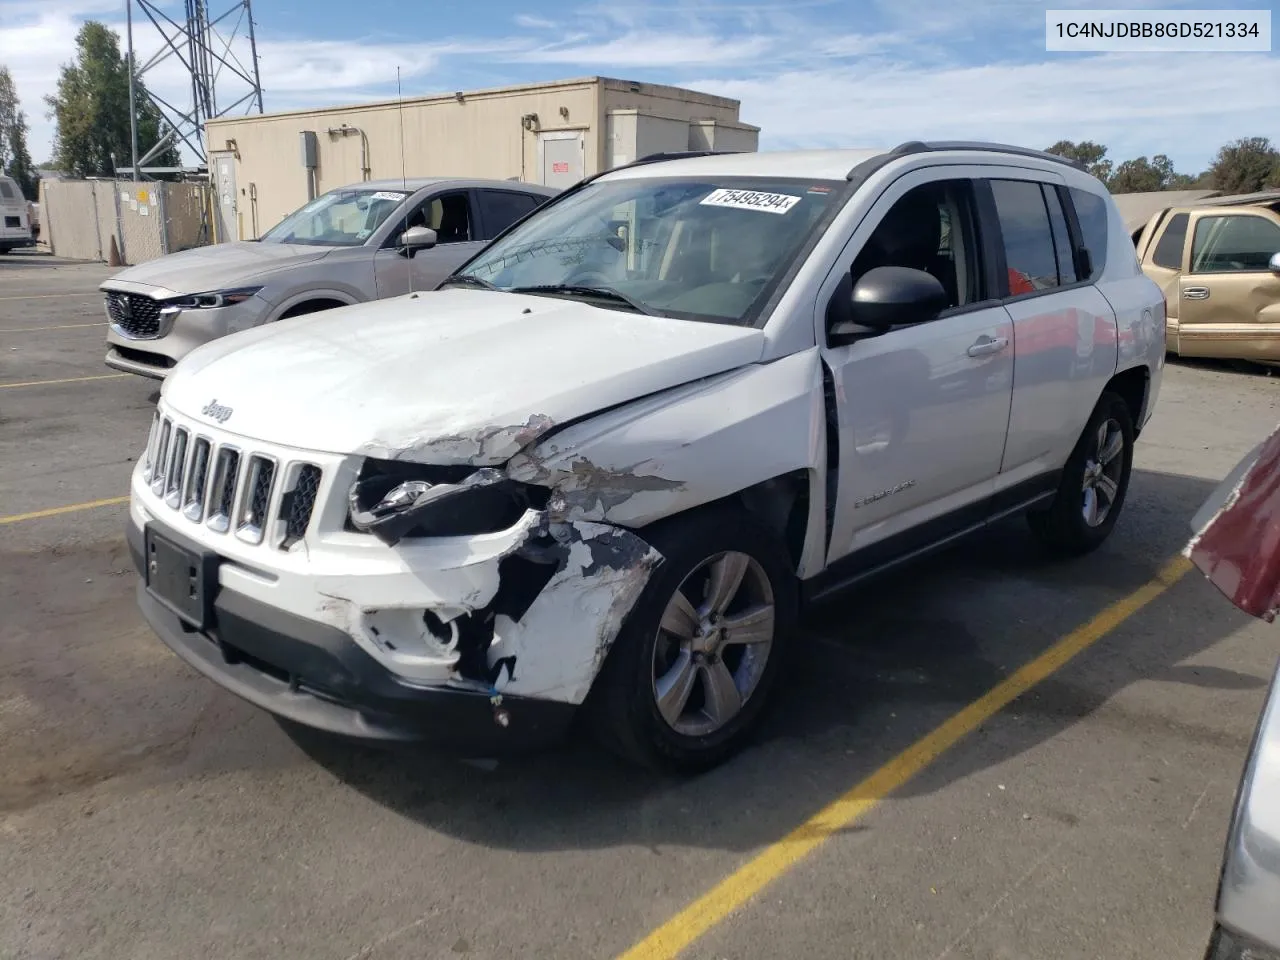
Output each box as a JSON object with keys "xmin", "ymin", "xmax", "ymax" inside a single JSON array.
[
  {"xmin": 989, "ymin": 178, "xmax": 1060, "ymax": 295},
  {"xmin": 477, "ymin": 190, "xmax": 545, "ymax": 239},
  {"xmin": 1151, "ymin": 212, "xmax": 1189, "ymax": 270}
]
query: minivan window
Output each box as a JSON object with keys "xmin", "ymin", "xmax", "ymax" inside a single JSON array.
[
  {"xmin": 453, "ymin": 177, "xmax": 842, "ymax": 326},
  {"xmin": 0, "ymin": 181, "xmax": 15, "ymax": 200},
  {"xmin": 1151, "ymin": 212, "xmax": 1189, "ymax": 270},
  {"xmin": 1190, "ymin": 215, "xmax": 1280, "ymax": 273},
  {"xmin": 1068, "ymin": 187, "xmax": 1109, "ymax": 281},
  {"xmin": 990, "ymin": 179, "xmax": 1060, "ymax": 295}
]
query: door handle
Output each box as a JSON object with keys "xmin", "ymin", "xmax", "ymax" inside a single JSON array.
[
  {"xmin": 1183, "ymin": 287, "xmax": 1210, "ymax": 301},
  {"xmin": 967, "ymin": 336, "xmax": 1009, "ymax": 358}
]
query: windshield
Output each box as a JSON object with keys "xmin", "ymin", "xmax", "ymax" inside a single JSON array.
[
  {"xmin": 259, "ymin": 187, "xmax": 411, "ymax": 246},
  {"xmin": 452, "ymin": 176, "xmax": 842, "ymax": 326}
]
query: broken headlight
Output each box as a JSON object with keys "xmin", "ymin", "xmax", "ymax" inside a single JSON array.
[{"xmin": 347, "ymin": 458, "xmax": 550, "ymax": 546}]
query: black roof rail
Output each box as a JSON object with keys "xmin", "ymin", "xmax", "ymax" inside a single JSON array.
[
  {"xmin": 630, "ymin": 150, "xmax": 737, "ymax": 166},
  {"xmin": 845, "ymin": 139, "xmax": 1087, "ymax": 181},
  {"xmin": 844, "ymin": 141, "xmax": 929, "ymax": 181}
]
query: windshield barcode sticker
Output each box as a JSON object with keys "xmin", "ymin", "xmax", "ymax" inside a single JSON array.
[
  {"xmin": 370, "ymin": 191, "xmax": 408, "ymax": 202},
  {"xmin": 700, "ymin": 188, "xmax": 801, "ymax": 214}
]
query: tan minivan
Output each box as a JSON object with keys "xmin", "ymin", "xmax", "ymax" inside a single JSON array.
[{"xmin": 1135, "ymin": 193, "xmax": 1280, "ymax": 364}]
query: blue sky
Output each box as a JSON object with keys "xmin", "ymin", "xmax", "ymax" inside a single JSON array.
[{"xmin": 1, "ymin": 0, "xmax": 1276, "ymax": 174}]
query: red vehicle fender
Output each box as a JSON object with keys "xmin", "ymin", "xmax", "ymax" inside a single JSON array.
[{"xmin": 1185, "ymin": 422, "xmax": 1280, "ymax": 621}]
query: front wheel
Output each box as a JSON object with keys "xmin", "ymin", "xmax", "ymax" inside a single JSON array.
[
  {"xmin": 586, "ymin": 509, "xmax": 797, "ymax": 775},
  {"xmin": 1027, "ymin": 389, "xmax": 1135, "ymax": 556}
]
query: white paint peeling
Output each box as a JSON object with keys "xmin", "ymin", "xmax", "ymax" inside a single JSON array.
[{"xmin": 487, "ymin": 521, "xmax": 663, "ymax": 703}]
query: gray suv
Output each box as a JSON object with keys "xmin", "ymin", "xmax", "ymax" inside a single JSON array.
[{"xmin": 101, "ymin": 177, "xmax": 558, "ymax": 379}]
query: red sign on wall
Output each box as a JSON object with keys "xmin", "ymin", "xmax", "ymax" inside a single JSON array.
[{"xmin": 552, "ymin": 162, "xmax": 569, "ymax": 174}]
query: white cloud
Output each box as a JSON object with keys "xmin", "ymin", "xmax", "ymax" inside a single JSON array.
[
  {"xmin": 513, "ymin": 14, "xmax": 557, "ymax": 30},
  {"xmin": 679, "ymin": 52, "xmax": 1280, "ymax": 170}
]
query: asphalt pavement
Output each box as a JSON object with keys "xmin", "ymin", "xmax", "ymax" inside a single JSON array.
[{"xmin": 2, "ymin": 247, "xmax": 1279, "ymax": 960}]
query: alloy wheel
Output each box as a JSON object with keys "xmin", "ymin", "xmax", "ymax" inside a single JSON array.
[
  {"xmin": 650, "ymin": 551, "xmax": 776, "ymax": 738},
  {"xmin": 1081, "ymin": 417, "xmax": 1125, "ymax": 528}
]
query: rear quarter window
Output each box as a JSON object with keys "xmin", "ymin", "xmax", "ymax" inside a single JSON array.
[
  {"xmin": 1068, "ymin": 187, "xmax": 1109, "ymax": 281},
  {"xmin": 0, "ymin": 180, "xmax": 16, "ymax": 201}
]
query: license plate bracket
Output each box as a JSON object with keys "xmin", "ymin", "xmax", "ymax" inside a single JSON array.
[{"xmin": 144, "ymin": 524, "xmax": 218, "ymax": 629}]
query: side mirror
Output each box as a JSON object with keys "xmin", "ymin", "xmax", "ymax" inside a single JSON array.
[
  {"xmin": 832, "ymin": 266, "xmax": 948, "ymax": 340},
  {"xmin": 1270, "ymin": 252, "xmax": 1280, "ymax": 276},
  {"xmin": 400, "ymin": 225, "xmax": 437, "ymax": 257}
]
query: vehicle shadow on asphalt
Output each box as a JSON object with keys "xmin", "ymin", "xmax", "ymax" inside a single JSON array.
[{"xmin": 285, "ymin": 467, "xmax": 1265, "ymax": 854}]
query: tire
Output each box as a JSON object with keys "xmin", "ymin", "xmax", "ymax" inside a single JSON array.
[
  {"xmin": 585, "ymin": 507, "xmax": 798, "ymax": 775},
  {"xmin": 0, "ymin": 246, "xmax": 11, "ymax": 255},
  {"xmin": 1027, "ymin": 389, "xmax": 1135, "ymax": 556}
]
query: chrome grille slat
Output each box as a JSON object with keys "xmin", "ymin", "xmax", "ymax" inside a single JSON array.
[
  {"xmin": 236, "ymin": 456, "xmax": 277, "ymax": 544},
  {"xmin": 142, "ymin": 413, "xmax": 160, "ymax": 483},
  {"xmin": 207, "ymin": 447, "xmax": 241, "ymax": 533},
  {"xmin": 164, "ymin": 428, "xmax": 189, "ymax": 508},
  {"xmin": 151, "ymin": 419, "xmax": 172, "ymax": 494},
  {"xmin": 183, "ymin": 438, "xmax": 212, "ymax": 522}
]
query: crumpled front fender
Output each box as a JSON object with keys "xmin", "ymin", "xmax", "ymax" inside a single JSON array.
[{"xmin": 487, "ymin": 520, "xmax": 663, "ymax": 704}]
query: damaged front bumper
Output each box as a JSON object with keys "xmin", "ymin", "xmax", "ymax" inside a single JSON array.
[{"xmin": 127, "ymin": 486, "xmax": 662, "ymax": 751}]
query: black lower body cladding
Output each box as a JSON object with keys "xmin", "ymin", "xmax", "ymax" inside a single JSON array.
[{"xmin": 126, "ymin": 519, "xmax": 577, "ymax": 754}]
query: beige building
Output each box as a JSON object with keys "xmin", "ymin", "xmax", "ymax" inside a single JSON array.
[{"xmin": 203, "ymin": 76, "xmax": 760, "ymax": 242}]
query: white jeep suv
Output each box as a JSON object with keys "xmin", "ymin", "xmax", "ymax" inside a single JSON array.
[{"xmin": 126, "ymin": 143, "xmax": 1166, "ymax": 773}]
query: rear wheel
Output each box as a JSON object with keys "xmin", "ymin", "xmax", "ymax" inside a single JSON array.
[
  {"xmin": 1027, "ymin": 390, "xmax": 1135, "ymax": 556},
  {"xmin": 586, "ymin": 508, "xmax": 797, "ymax": 774}
]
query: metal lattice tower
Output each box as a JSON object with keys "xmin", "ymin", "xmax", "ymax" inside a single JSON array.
[{"xmin": 125, "ymin": 0, "xmax": 265, "ymax": 177}]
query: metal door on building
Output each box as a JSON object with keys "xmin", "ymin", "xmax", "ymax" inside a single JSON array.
[
  {"xmin": 212, "ymin": 154, "xmax": 237, "ymax": 243},
  {"xmin": 538, "ymin": 131, "xmax": 585, "ymax": 189}
]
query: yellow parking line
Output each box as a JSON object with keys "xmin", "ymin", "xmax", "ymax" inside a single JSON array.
[
  {"xmin": 615, "ymin": 554, "xmax": 1193, "ymax": 960},
  {"xmin": 0, "ymin": 321, "xmax": 107, "ymax": 333},
  {"xmin": 0, "ymin": 495, "xmax": 130, "ymax": 526},
  {"xmin": 0, "ymin": 373, "xmax": 128, "ymax": 389}
]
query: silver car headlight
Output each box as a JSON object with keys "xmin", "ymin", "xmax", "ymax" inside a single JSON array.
[{"xmin": 162, "ymin": 286, "xmax": 264, "ymax": 311}]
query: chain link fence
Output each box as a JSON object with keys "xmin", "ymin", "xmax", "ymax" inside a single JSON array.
[{"xmin": 39, "ymin": 179, "xmax": 213, "ymax": 265}]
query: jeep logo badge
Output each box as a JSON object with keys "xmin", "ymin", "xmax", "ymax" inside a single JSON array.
[{"xmin": 201, "ymin": 399, "xmax": 233, "ymax": 424}]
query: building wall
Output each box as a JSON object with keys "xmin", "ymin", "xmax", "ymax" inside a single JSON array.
[
  {"xmin": 602, "ymin": 79, "xmax": 759, "ymax": 169},
  {"xmin": 206, "ymin": 79, "xmax": 602, "ymax": 238},
  {"xmin": 205, "ymin": 77, "xmax": 758, "ymax": 240}
]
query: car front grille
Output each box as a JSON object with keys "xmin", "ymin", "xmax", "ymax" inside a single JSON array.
[
  {"xmin": 105, "ymin": 291, "xmax": 164, "ymax": 339},
  {"xmin": 143, "ymin": 413, "xmax": 323, "ymax": 549}
]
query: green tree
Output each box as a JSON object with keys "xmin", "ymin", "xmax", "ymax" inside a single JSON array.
[
  {"xmin": 1105, "ymin": 153, "xmax": 1206, "ymax": 193},
  {"xmin": 1044, "ymin": 140, "xmax": 1113, "ymax": 182},
  {"xmin": 1107, "ymin": 156, "xmax": 1165, "ymax": 193},
  {"xmin": 1207, "ymin": 137, "xmax": 1280, "ymax": 193},
  {"xmin": 44, "ymin": 21, "xmax": 180, "ymax": 178},
  {"xmin": 0, "ymin": 66, "xmax": 37, "ymax": 199}
]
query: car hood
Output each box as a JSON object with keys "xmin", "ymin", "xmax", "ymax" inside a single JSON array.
[
  {"xmin": 1185, "ymin": 421, "xmax": 1280, "ymax": 621},
  {"xmin": 100, "ymin": 241, "xmax": 335, "ymax": 298},
  {"xmin": 162, "ymin": 289, "xmax": 767, "ymax": 465}
]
